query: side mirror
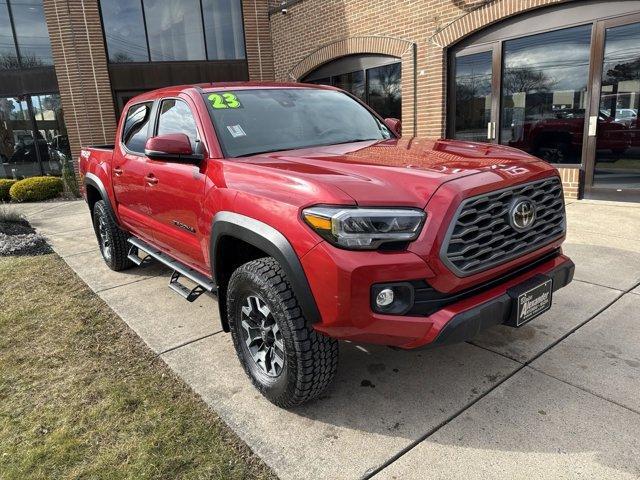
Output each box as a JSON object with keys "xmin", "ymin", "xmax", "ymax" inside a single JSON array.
[
  {"xmin": 384, "ymin": 118, "xmax": 402, "ymax": 137},
  {"xmin": 144, "ymin": 133, "xmax": 203, "ymax": 164}
]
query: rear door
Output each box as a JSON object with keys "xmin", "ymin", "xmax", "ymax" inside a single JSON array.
[
  {"xmin": 112, "ymin": 101, "xmax": 155, "ymax": 241},
  {"xmin": 144, "ymin": 96, "xmax": 207, "ymax": 270}
]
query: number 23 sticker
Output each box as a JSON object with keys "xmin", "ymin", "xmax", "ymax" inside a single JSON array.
[{"xmin": 208, "ymin": 92, "xmax": 241, "ymax": 109}]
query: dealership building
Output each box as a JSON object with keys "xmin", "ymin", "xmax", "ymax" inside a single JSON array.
[{"xmin": 1, "ymin": 0, "xmax": 639, "ymax": 201}]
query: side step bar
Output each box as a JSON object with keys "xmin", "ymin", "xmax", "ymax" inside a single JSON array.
[{"xmin": 127, "ymin": 237, "xmax": 216, "ymax": 302}]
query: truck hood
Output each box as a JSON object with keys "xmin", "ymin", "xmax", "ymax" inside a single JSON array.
[{"xmin": 240, "ymin": 138, "xmax": 550, "ymax": 207}]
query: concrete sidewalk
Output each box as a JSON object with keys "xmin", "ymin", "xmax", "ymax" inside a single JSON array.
[{"xmin": 9, "ymin": 198, "xmax": 640, "ymax": 479}]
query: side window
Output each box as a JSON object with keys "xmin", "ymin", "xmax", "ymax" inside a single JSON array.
[
  {"xmin": 122, "ymin": 102, "xmax": 152, "ymax": 153},
  {"xmin": 157, "ymin": 99, "xmax": 199, "ymax": 150}
]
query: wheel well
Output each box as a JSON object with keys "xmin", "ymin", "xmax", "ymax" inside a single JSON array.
[
  {"xmin": 214, "ymin": 235, "xmax": 270, "ymax": 332},
  {"xmin": 85, "ymin": 184, "xmax": 101, "ymax": 218}
]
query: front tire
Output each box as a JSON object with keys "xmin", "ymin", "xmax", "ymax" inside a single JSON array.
[
  {"xmin": 227, "ymin": 257, "xmax": 339, "ymax": 408},
  {"xmin": 92, "ymin": 200, "xmax": 134, "ymax": 271}
]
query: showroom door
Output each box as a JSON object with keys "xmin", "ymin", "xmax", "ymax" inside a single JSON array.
[
  {"xmin": 585, "ymin": 14, "xmax": 640, "ymax": 201},
  {"xmin": 448, "ymin": 43, "xmax": 501, "ymax": 143}
]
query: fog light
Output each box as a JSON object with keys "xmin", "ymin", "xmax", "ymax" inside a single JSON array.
[
  {"xmin": 371, "ymin": 282, "xmax": 415, "ymax": 315},
  {"xmin": 376, "ymin": 288, "xmax": 395, "ymax": 307}
]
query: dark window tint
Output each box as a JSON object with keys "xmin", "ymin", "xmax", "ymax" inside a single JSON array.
[
  {"xmin": 100, "ymin": 0, "xmax": 149, "ymax": 62},
  {"xmin": 453, "ymin": 51, "xmax": 492, "ymax": 142},
  {"xmin": 500, "ymin": 25, "xmax": 592, "ymax": 164},
  {"xmin": 122, "ymin": 102, "xmax": 152, "ymax": 153},
  {"xmin": 367, "ymin": 62, "xmax": 401, "ymax": 119},
  {"xmin": 202, "ymin": 0, "xmax": 245, "ymax": 60},
  {"xmin": 157, "ymin": 99, "xmax": 199, "ymax": 150},
  {"xmin": 11, "ymin": 0, "xmax": 53, "ymax": 66},
  {"xmin": 0, "ymin": 1, "xmax": 18, "ymax": 69},
  {"xmin": 143, "ymin": 0, "xmax": 206, "ymax": 61},
  {"xmin": 334, "ymin": 70, "xmax": 365, "ymax": 100}
]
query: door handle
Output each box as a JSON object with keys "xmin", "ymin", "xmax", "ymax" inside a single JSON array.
[
  {"xmin": 145, "ymin": 173, "xmax": 158, "ymax": 186},
  {"xmin": 113, "ymin": 166, "xmax": 123, "ymax": 176}
]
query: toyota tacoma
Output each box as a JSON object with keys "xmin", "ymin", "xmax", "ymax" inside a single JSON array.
[{"xmin": 79, "ymin": 83, "xmax": 574, "ymax": 407}]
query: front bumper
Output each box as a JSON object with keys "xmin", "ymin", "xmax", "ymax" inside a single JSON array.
[{"xmin": 301, "ymin": 241, "xmax": 574, "ymax": 349}]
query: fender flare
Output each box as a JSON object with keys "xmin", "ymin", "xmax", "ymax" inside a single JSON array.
[
  {"xmin": 210, "ymin": 212, "xmax": 321, "ymax": 327},
  {"xmin": 84, "ymin": 172, "xmax": 117, "ymax": 220}
]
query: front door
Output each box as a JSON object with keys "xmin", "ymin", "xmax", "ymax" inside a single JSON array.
[
  {"xmin": 585, "ymin": 14, "xmax": 640, "ymax": 201},
  {"xmin": 144, "ymin": 97, "xmax": 207, "ymax": 271}
]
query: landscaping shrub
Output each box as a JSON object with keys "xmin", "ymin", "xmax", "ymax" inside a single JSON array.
[
  {"xmin": 0, "ymin": 179, "xmax": 17, "ymax": 202},
  {"xmin": 9, "ymin": 176, "xmax": 64, "ymax": 202}
]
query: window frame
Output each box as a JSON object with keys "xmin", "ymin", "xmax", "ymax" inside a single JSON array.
[
  {"xmin": 97, "ymin": 0, "xmax": 248, "ymax": 64},
  {"xmin": 153, "ymin": 97, "xmax": 202, "ymax": 152}
]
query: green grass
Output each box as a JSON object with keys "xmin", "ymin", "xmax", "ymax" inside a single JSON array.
[{"xmin": 0, "ymin": 254, "xmax": 276, "ymax": 480}]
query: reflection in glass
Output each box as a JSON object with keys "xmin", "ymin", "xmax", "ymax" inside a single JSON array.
[
  {"xmin": 594, "ymin": 22, "xmax": 640, "ymax": 190},
  {"xmin": 501, "ymin": 25, "xmax": 591, "ymax": 164},
  {"xmin": 157, "ymin": 99, "xmax": 199, "ymax": 150},
  {"xmin": 367, "ymin": 62, "xmax": 401, "ymax": 119},
  {"xmin": 11, "ymin": 0, "xmax": 53, "ymax": 66},
  {"xmin": 0, "ymin": 94, "xmax": 70, "ymax": 179},
  {"xmin": 0, "ymin": 97, "xmax": 41, "ymax": 178},
  {"xmin": 202, "ymin": 0, "xmax": 245, "ymax": 60},
  {"xmin": 100, "ymin": 0, "xmax": 149, "ymax": 62},
  {"xmin": 453, "ymin": 51, "xmax": 492, "ymax": 142},
  {"xmin": 333, "ymin": 70, "xmax": 365, "ymax": 100},
  {"xmin": 0, "ymin": 1, "xmax": 18, "ymax": 69},
  {"xmin": 143, "ymin": 0, "xmax": 206, "ymax": 61}
]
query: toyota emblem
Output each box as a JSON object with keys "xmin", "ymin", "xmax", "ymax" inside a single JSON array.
[{"xmin": 509, "ymin": 197, "xmax": 537, "ymax": 231}]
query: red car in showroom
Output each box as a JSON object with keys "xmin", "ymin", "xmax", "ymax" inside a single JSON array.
[{"xmin": 79, "ymin": 83, "xmax": 574, "ymax": 407}]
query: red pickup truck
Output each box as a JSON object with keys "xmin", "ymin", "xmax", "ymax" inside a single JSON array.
[{"xmin": 79, "ymin": 83, "xmax": 574, "ymax": 407}]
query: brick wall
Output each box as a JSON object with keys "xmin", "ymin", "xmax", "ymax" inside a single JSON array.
[
  {"xmin": 558, "ymin": 168, "xmax": 580, "ymax": 199},
  {"xmin": 43, "ymin": 0, "xmax": 117, "ymax": 174},
  {"xmin": 243, "ymin": 0, "xmax": 276, "ymax": 80}
]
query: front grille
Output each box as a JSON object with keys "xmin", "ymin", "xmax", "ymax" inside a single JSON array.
[{"xmin": 441, "ymin": 177, "xmax": 565, "ymax": 277}]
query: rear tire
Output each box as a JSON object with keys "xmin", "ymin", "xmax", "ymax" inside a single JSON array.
[
  {"xmin": 92, "ymin": 200, "xmax": 134, "ymax": 271},
  {"xmin": 227, "ymin": 257, "xmax": 339, "ymax": 408}
]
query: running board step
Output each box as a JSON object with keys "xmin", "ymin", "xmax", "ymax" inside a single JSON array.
[
  {"xmin": 169, "ymin": 271, "xmax": 208, "ymax": 302},
  {"xmin": 127, "ymin": 237, "xmax": 216, "ymax": 302},
  {"xmin": 127, "ymin": 245, "xmax": 152, "ymax": 266}
]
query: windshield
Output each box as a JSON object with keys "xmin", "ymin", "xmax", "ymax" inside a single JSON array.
[{"xmin": 202, "ymin": 88, "xmax": 393, "ymax": 157}]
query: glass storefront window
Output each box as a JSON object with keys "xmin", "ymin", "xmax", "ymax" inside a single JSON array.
[
  {"xmin": 0, "ymin": 0, "xmax": 53, "ymax": 69},
  {"xmin": 367, "ymin": 63, "xmax": 401, "ymax": 119},
  {"xmin": 143, "ymin": 0, "xmax": 206, "ymax": 61},
  {"xmin": 202, "ymin": 0, "xmax": 246, "ymax": 60},
  {"xmin": 500, "ymin": 25, "xmax": 592, "ymax": 164},
  {"xmin": 594, "ymin": 22, "xmax": 640, "ymax": 189},
  {"xmin": 304, "ymin": 58, "xmax": 402, "ymax": 120},
  {"xmin": 0, "ymin": 94, "xmax": 70, "ymax": 179},
  {"xmin": 10, "ymin": 0, "xmax": 53, "ymax": 66},
  {"xmin": 333, "ymin": 70, "xmax": 365, "ymax": 101},
  {"xmin": 453, "ymin": 51, "xmax": 492, "ymax": 142},
  {"xmin": 100, "ymin": 0, "xmax": 149, "ymax": 62},
  {"xmin": 0, "ymin": 1, "xmax": 18, "ymax": 69},
  {"xmin": 100, "ymin": 0, "xmax": 247, "ymax": 63}
]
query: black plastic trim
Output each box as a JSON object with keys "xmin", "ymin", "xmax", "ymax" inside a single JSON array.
[
  {"xmin": 84, "ymin": 172, "xmax": 117, "ymax": 221},
  {"xmin": 409, "ymin": 248, "xmax": 562, "ymax": 316},
  {"xmin": 210, "ymin": 212, "xmax": 321, "ymax": 329},
  {"xmin": 428, "ymin": 258, "xmax": 575, "ymax": 348}
]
